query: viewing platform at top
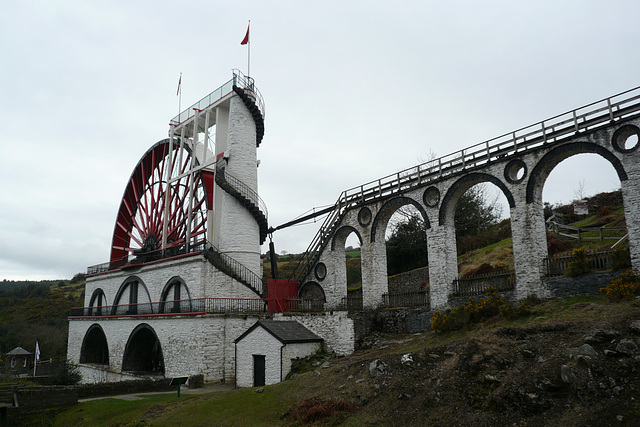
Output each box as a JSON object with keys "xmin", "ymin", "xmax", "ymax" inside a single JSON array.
[{"xmin": 169, "ymin": 69, "xmax": 265, "ymax": 139}]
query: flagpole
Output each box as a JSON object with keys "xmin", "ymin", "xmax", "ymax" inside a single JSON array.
[
  {"xmin": 177, "ymin": 72, "xmax": 182, "ymax": 118},
  {"xmin": 241, "ymin": 21, "xmax": 251, "ymax": 77},
  {"xmin": 247, "ymin": 20, "xmax": 251, "ymax": 77}
]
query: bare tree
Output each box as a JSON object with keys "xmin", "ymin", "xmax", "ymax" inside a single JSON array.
[{"xmin": 574, "ymin": 179, "xmax": 586, "ymax": 201}]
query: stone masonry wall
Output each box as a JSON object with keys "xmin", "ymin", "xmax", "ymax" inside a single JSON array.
[
  {"xmin": 68, "ymin": 315, "xmax": 262, "ymax": 384},
  {"xmin": 84, "ymin": 254, "xmax": 260, "ymax": 311},
  {"xmin": 388, "ymin": 267, "xmax": 429, "ymax": 294},
  {"xmin": 276, "ymin": 311, "xmax": 355, "ymax": 356}
]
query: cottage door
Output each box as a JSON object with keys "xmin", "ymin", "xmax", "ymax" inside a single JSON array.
[{"xmin": 253, "ymin": 354, "xmax": 266, "ymax": 387}]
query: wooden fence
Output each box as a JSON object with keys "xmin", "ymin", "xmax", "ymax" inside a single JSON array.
[
  {"xmin": 548, "ymin": 221, "xmax": 627, "ymax": 245},
  {"xmin": 451, "ymin": 271, "xmax": 515, "ymax": 297},
  {"xmin": 544, "ymin": 249, "xmax": 614, "ymax": 277}
]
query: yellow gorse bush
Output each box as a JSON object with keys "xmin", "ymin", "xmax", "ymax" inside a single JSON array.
[
  {"xmin": 431, "ymin": 287, "xmax": 531, "ymax": 333},
  {"xmin": 601, "ymin": 269, "xmax": 640, "ymax": 300}
]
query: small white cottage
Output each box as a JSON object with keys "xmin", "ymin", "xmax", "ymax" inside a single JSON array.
[{"xmin": 234, "ymin": 320, "xmax": 323, "ymax": 387}]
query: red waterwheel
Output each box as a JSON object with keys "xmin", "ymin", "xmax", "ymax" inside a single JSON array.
[{"xmin": 110, "ymin": 139, "xmax": 210, "ymax": 266}]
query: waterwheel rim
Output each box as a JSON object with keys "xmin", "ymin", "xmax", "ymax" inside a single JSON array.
[{"xmin": 110, "ymin": 138, "xmax": 208, "ymax": 265}]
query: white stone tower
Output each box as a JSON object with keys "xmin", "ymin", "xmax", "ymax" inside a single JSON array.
[{"xmin": 166, "ymin": 70, "xmax": 267, "ymax": 276}]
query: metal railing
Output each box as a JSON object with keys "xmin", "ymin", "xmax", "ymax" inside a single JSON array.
[
  {"xmin": 215, "ymin": 162, "xmax": 268, "ymax": 220},
  {"xmin": 87, "ymin": 241, "xmax": 264, "ymax": 297},
  {"xmin": 87, "ymin": 240, "xmax": 208, "ymax": 275},
  {"xmin": 382, "ymin": 290, "xmax": 430, "ymax": 308},
  {"xmin": 169, "ymin": 69, "xmax": 265, "ymax": 126},
  {"xmin": 337, "ymin": 296, "xmax": 363, "ymax": 313},
  {"xmin": 203, "ymin": 245, "xmax": 265, "ymax": 296},
  {"xmin": 69, "ymin": 297, "xmax": 270, "ymax": 318},
  {"xmin": 285, "ymin": 297, "xmax": 325, "ymax": 312},
  {"xmin": 544, "ymin": 249, "xmax": 615, "ymax": 277},
  {"xmin": 452, "ymin": 271, "xmax": 516, "ymax": 297},
  {"xmin": 291, "ymin": 86, "xmax": 640, "ymax": 283}
]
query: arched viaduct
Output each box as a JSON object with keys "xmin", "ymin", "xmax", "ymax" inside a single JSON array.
[{"xmin": 294, "ymin": 90, "xmax": 640, "ymax": 310}]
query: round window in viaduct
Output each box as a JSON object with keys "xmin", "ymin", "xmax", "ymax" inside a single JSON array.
[
  {"xmin": 358, "ymin": 207, "xmax": 372, "ymax": 227},
  {"xmin": 423, "ymin": 186, "xmax": 440, "ymax": 208},
  {"xmin": 611, "ymin": 124, "xmax": 640, "ymax": 153},
  {"xmin": 315, "ymin": 262, "xmax": 327, "ymax": 281},
  {"xmin": 504, "ymin": 159, "xmax": 527, "ymax": 184}
]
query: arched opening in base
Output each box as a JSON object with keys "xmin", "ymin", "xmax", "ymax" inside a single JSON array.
[
  {"xmin": 80, "ymin": 324, "xmax": 109, "ymax": 365},
  {"xmin": 122, "ymin": 324, "xmax": 164, "ymax": 376}
]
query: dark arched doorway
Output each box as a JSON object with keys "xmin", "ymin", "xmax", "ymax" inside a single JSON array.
[
  {"xmin": 122, "ymin": 324, "xmax": 164, "ymax": 375},
  {"xmin": 80, "ymin": 324, "xmax": 109, "ymax": 365}
]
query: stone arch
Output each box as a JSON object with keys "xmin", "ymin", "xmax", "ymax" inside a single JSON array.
[
  {"xmin": 439, "ymin": 172, "xmax": 515, "ymax": 226},
  {"xmin": 331, "ymin": 226, "xmax": 363, "ymax": 251},
  {"xmin": 525, "ymin": 141, "xmax": 628, "ymax": 204},
  {"xmin": 122, "ymin": 323, "xmax": 164, "ymax": 375},
  {"xmin": 299, "ymin": 281, "xmax": 326, "ymax": 302},
  {"xmin": 88, "ymin": 288, "xmax": 108, "ymax": 316},
  {"xmin": 111, "ymin": 276, "xmax": 152, "ymax": 315},
  {"xmin": 159, "ymin": 276, "xmax": 192, "ymax": 314},
  {"xmin": 80, "ymin": 324, "xmax": 109, "ymax": 365},
  {"xmin": 371, "ymin": 196, "xmax": 430, "ymax": 243}
]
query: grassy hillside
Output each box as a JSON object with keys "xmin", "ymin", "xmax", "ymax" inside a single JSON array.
[
  {"xmin": 33, "ymin": 293, "xmax": 640, "ymax": 426},
  {"xmin": 0, "ymin": 279, "xmax": 84, "ymax": 363}
]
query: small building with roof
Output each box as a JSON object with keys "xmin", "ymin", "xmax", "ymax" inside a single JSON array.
[
  {"xmin": 234, "ymin": 320, "xmax": 323, "ymax": 387},
  {"xmin": 5, "ymin": 347, "xmax": 32, "ymax": 374}
]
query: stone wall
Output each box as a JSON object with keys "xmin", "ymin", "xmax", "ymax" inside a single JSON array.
[
  {"xmin": 281, "ymin": 342, "xmax": 322, "ymax": 380},
  {"xmin": 76, "ymin": 365, "xmax": 145, "ymax": 384},
  {"xmin": 388, "ymin": 267, "xmax": 429, "ymax": 294},
  {"xmin": 352, "ymin": 306, "xmax": 434, "ymax": 345},
  {"xmin": 84, "ymin": 254, "xmax": 259, "ymax": 310},
  {"xmin": 68, "ymin": 315, "xmax": 262, "ymax": 384},
  {"xmin": 276, "ymin": 311, "xmax": 355, "ymax": 356},
  {"xmin": 76, "ymin": 378, "xmax": 173, "ymax": 398},
  {"xmin": 543, "ymin": 271, "xmax": 619, "ymax": 299}
]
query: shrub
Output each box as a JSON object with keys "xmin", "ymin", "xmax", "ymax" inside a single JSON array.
[
  {"xmin": 431, "ymin": 288, "xmax": 531, "ymax": 333},
  {"xmin": 600, "ymin": 270, "xmax": 640, "ymax": 300},
  {"xmin": 596, "ymin": 205, "xmax": 614, "ymax": 218},
  {"xmin": 547, "ymin": 232, "xmax": 572, "ymax": 255},
  {"xmin": 284, "ymin": 397, "xmax": 358, "ymax": 424},
  {"xmin": 48, "ymin": 363, "xmax": 81, "ymax": 385},
  {"xmin": 567, "ymin": 247, "xmax": 590, "ymax": 277},
  {"xmin": 611, "ymin": 246, "xmax": 632, "ymax": 270}
]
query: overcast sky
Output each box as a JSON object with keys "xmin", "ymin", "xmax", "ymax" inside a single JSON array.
[{"xmin": 1, "ymin": 1, "xmax": 638, "ymax": 280}]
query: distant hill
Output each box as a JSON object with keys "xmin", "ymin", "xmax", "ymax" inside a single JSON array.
[{"xmin": 0, "ymin": 278, "xmax": 84, "ymax": 364}]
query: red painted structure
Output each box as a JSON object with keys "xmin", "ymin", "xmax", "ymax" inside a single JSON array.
[{"xmin": 267, "ymin": 279, "xmax": 298, "ymax": 313}]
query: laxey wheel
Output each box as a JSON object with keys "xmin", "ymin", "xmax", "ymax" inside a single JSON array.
[{"xmin": 110, "ymin": 139, "xmax": 209, "ymax": 266}]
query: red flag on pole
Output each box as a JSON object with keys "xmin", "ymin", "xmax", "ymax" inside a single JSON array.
[
  {"xmin": 241, "ymin": 24, "xmax": 250, "ymax": 45},
  {"xmin": 176, "ymin": 74, "xmax": 182, "ymax": 96}
]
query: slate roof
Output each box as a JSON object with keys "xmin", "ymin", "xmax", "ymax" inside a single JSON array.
[
  {"xmin": 235, "ymin": 320, "xmax": 323, "ymax": 344},
  {"xmin": 6, "ymin": 347, "xmax": 31, "ymax": 356}
]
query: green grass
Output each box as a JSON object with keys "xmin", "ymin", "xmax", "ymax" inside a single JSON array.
[
  {"xmin": 53, "ymin": 394, "xmax": 178, "ymax": 426},
  {"xmin": 387, "ymin": 265, "xmax": 428, "ymax": 279},
  {"xmin": 474, "ymin": 237, "xmax": 512, "ymax": 254},
  {"xmin": 53, "ymin": 385, "xmax": 300, "ymax": 427}
]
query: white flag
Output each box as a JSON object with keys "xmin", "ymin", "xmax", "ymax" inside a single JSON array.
[{"xmin": 35, "ymin": 341, "xmax": 40, "ymax": 361}]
